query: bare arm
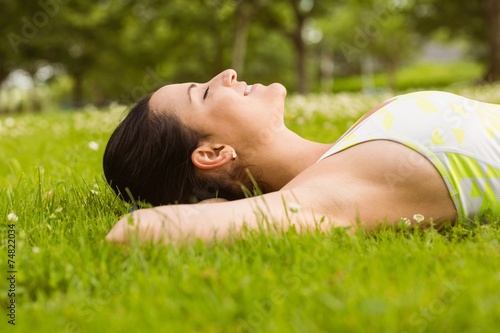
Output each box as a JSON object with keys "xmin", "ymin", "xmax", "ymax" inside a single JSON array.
[
  {"xmin": 105, "ymin": 140, "xmax": 458, "ymax": 245},
  {"xmin": 105, "ymin": 187, "xmax": 349, "ymax": 245}
]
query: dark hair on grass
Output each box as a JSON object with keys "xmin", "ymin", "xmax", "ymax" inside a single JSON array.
[{"xmin": 103, "ymin": 95, "xmax": 252, "ymax": 206}]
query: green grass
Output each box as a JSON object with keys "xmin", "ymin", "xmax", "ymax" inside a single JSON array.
[
  {"xmin": 1, "ymin": 86, "xmax": 500, "ymax": 332},
  {"xmin": 332, "ymin": 61, "xmax": 484, "ymax": 92}
]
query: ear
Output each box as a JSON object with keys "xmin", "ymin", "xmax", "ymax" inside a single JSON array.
[{"xmin": 191, "ymin": 143, "xmax": 235, "ymax": 170}]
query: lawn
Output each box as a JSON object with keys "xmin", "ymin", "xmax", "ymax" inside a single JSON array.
[
  {"xmin": 331, "ymin": 61, "xmax": 485, "ymax": 93},
  {"xmin": 1, "ymin": 85, "xmax": 500, "ymax": 333}
]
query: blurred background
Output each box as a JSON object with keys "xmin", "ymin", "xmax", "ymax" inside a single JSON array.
[{"xmin": 1, "ymin": 0, "xmax": 499, "ymax": 113}]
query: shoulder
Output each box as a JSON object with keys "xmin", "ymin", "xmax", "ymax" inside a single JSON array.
[
  {"xmin": 287, "ymin": 140, "xmax": 424, "ymax": 186},
  {"xmin": 282, "ymin": 140, "xmax": 456, "ymax": 226}
]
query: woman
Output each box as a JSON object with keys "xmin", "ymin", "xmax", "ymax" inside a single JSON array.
[{"xmin": 104, "ymin": 69, "xmax": 500, "ymax": 245}]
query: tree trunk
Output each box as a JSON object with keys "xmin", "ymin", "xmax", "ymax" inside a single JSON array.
[
  {"xmin": 260, "ymin": 0, "xmax": 312, "ymax": 93},
  {"xmin": 231, "ymin": 1, "xmax": 254, "ymax": 75},
  {"xmin": 289, "ymin": 0, "xmax": 307, "ymax": 94},
  {"xmin": 72, "ymin": 72, "xmax": 84, "ymax": 108},
  {"xmin": 386, "ymin": 59, "xmax": 399, "ymax": 93},
  {"xmin": 292, "ymin": 28, "xmax": 307, "ymax": 94},
  {"xmin": 486, "ymin": 0, "xmax": 500, "ymax": 82},
  {"xmin": 319, "ymin": 50, "xmax": 335, "ymax": 92}
]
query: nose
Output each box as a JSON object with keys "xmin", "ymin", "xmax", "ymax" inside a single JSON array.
[{"xmin": 210, "ymin": 69, "xmax": 237, "ymax": 87}]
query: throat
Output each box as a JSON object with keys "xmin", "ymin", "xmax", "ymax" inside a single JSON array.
[{"xmin": 254, "ymin": 139, "xmax": 333, "ymax": 192}]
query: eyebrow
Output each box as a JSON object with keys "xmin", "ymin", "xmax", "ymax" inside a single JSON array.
[{"xmin": 187, "ymin": 83, "xmax": 196, "ymax": 103}]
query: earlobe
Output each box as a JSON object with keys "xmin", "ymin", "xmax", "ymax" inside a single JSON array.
[{"xmin": 191, "ymin": 144, "xmax": 236, "ymax": 170}]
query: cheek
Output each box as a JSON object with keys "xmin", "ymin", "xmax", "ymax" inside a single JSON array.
[{"xmin": 209, "ymin": 95, "xmax": 239, "ymax": 116}]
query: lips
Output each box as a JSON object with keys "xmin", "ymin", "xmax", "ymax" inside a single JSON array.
[{"xmin": 244, "ymin": 85, "xmax": 253, "ymax": 96}]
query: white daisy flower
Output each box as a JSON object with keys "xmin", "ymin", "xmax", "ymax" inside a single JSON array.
[
  {"xmin": 88, "ymin": 141, "xmax": 99, "ymax": 151},
  {"xmin": 413, "ymin": 214, "xmax": 425, "ymax": 223},
  {"xmin": 7, "ymin": 213, "xmax": 18, "ymax": 222},
  {"xmin": 287, "ymin": 202, "xmax": 301, "ymax": 213}
]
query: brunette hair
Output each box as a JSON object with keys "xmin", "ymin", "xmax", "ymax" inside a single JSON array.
[{"xmin": 103, "ymin": 95, "xmax": 249, "ymax": 206}]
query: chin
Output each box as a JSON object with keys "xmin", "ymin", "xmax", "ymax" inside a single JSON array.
[{"xmin": 270, "ymin": 83, "xmax": 287, "ymax": 98}]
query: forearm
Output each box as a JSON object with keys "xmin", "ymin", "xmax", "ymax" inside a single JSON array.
[{"xmin": 105, "ymin": 190, "xmax": 343, "ymax": 245}]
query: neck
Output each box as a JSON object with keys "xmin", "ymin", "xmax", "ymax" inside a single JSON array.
[{"xmin": 246, "ymin": 130, "xmax": 331, "ymax": 192}]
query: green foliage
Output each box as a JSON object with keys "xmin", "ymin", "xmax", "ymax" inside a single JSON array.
[
  {"xmin": 1, "ymin": 0, "xmax": 499, "ymax": 111},
  {"xmin": 406, "ymin": 0, "xmax": 500, "ymax": 81},
  {"xmin": 319, "ymin": 0, "xmax": 418, "ymax": 64},
  {"xmin": 1, "ymin": 87, "xmax": 500, "ymax": 332}
]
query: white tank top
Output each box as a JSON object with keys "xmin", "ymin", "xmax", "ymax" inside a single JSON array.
[{"xmin": 318, "ymin": 91, "xmax": 500, "ymax": 221}]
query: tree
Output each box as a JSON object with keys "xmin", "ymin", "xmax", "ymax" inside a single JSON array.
[
  {"xmin": 317, "ymin": 0, "xmax": 419, "ymax": 92},
  {"xmin": 257, "ymin": 0, "xmax": 330, "ymax": 93},
  {"xmin": 231, "ymin": 0, "xmax": 262, "ymax": 74},
  {"xmin": 3, "ymin": 0, "xmax": 139, "ymax": 107},
  {"xmin": 409, "ymin": 0, "xmax": 500, "ymax": 82},
  {"xmin": 486, "ymin": 0, "xmax": 500, "ymax": 82}
]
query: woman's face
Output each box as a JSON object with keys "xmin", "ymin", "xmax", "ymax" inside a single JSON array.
[{"xmin": 149, "ymin": 69, "xmax": 287, "ymax": 147}]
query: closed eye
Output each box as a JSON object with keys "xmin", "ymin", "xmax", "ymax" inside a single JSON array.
[{"xmin": 203, "ymin": 87, "xmax": 210, "ymax": 100}]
